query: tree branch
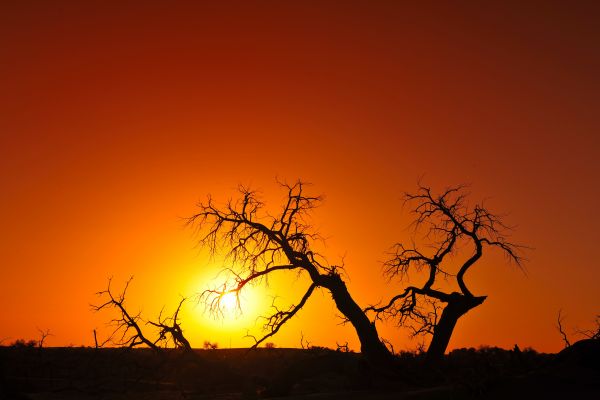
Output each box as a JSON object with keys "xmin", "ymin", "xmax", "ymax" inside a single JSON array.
[{"xmin": 250, "ymin": 283, "xmax": 316, "ymax": 349}]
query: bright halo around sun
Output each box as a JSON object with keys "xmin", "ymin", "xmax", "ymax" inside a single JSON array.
[
  {"xmin": 200, "ymin": 280, "xmax": 263, "ymax": 329},
  {"xmin": 219, "ymin": 291, "xmax": 240, "ymax": 314}
]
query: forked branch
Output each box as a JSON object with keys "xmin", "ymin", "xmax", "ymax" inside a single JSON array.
[
  {"xmin": 251, "ymin": 283, "xmax": 316, "ymax": 348},
  {"xmin": 92, "ymin": 277, "xmax": 192, "ymax": 350},
  {"xmin": 148, "ymin": 297, "xmax": 192, "ymax": 350},
  {"xmin": 91, "ymin": 277, "xmax": 157, "ymax": 350}
]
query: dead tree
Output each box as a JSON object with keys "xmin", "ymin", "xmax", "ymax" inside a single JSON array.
[
  {"xmin": 558, "ymin": 311, "xmax": 600, "ymax": 345},
  {"xmin": 188, "ymin": 180, "xmax": 392, "ymax": 364},
  {"xmin": 557, "ymin": 310, "xmax": 571, "ymax": 348},
  {"xmin": 148, "ymin": 298, "xmax": 192, "ymax": 350},
  {"xmin": 93, "ymin": 277, "xmax": 193, "ymax": 350},
  {"xmin": 92, "ymin": 277, "xmax": 158, "ymax": 349},
  {"xmin": 576, "ymin": 314, "xmax": 600, "ymax": 340},
  {"xmin": 366, "ymin": 185, "xmax": 525, "ymax": 363},
  {"xmin": 37, "ymin": 328, "xmax": 52, "ymax": 348}
]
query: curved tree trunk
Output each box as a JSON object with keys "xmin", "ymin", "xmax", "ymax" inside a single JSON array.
[
  {"xmin": 319, "ymin": 274, "xmax": 394, "ymax": 365},
  {"xmin": 426, "ymin": 294, "xmax": 486, "ymax": 363}
]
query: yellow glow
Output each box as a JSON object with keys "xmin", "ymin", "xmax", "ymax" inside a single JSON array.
[{"xmin": 196, "ymin": 280, "xmax": 265, "ymax": 333}]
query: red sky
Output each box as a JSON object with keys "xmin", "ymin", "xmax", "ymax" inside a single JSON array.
[{"xmin": 1, "ymin": 1, "xmax": 599, "ymax": 352}]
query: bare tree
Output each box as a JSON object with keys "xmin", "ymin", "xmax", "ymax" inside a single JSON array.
[
  {"xmin": 299, "ymin": 331, "xmax": 311, "ymax": 349},
  {"xmin": 577, "ymin": 315, "xmax": 600, "ymax": 340},
  {"xmin": 37, "ymin": 328, "xmax": 52, "ymax": 349},
  {"xmin": 92, "ymin": 277, "xmax": 158, "ymax": 350},
  {"xmin": 366, "ymin": 184, "xmax": 525, "ymax": 362},
  {"xmin": 188, "ymin": 180, "xmax": 392, "ymax": 364},
  {"xmin": 557, "ymin": 310, "xmax": 571, "ymax": 348},
  {"xmin": 558, "ymin": 311, "xmax": 600, "ymax": 345},
  {"xmin": 148, "ymin": 298, "xmax": 192, "ymax": 350},
  {"xmin": 92, "ymin": 277, "xmax": 192, "ymax": 350}
]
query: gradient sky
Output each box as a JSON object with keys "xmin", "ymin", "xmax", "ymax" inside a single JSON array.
[{"xmin": 1, "ymin": 1, "xmax": 599, "ymax": 352}]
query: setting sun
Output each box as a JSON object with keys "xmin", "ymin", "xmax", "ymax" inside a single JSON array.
[
  {"xmin": 197, "ymin": 279, "xmax": 266, "ymax": 334},
  {"xmin": 219, "ymin": 292, "xmax": 239, "ymax": 314}
]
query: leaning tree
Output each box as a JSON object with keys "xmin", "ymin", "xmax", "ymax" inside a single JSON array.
[
  {"xmin": 187, "ymin": 180, "xmax": 393, "ymax": 364},
  {"xmin": 92, "ymin": 277, "xmax": 192, "ymax": 351},
  {"xmin": 366, "ymin": 185, "xmax": 525, "ymax": 362}
]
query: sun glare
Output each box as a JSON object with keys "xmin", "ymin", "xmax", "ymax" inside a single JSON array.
[
  {"xmin": 220, "ymin": 292, "xmax": 239, "ymax": 313},
  {"xmin": 196, "ymin": 279, "xmax": 264, "ymax": 331}
]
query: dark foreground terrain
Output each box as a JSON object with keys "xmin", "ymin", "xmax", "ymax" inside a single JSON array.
[{"xmin": 1, "ymin": 340, "xmax": 599, "ymax": 399}]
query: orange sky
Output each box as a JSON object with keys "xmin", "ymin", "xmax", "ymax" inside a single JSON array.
[{"xmin": 1, "ymin": 1, "xmax": 599, "ymax": 353}]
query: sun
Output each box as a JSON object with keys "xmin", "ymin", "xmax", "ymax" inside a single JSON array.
[
  {"xmin": 219, "ymin": 291, "xmax": 239, "ymax": 313},
  {"xmin": 206, "ymin": 282, "xmax": 263, "ymax": 324},
  {"xmin": 190, "ymin": 271, "xmax": 268, "ymax": 333}
]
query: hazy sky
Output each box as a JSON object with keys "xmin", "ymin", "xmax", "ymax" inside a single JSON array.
[{"xmin": 1, "ymin": 1, "xmax": 599, "ymax": 352}]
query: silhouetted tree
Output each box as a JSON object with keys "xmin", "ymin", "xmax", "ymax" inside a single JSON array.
[
  {"xmin": 366, "ymin": 185, "xmax": 525, "ymax": 363},
  {"xmin": 557, "ymin": 310, "xmax": 571, "ymax": 348},
  {"xmin": 36, "ymin": 328, "xmax": 52, "ymax": 348},
  {"xmin": 188, "ymin": 180, "xmax": 392, "ymax": 364},
  {"xmin": 92, "ymin": 277, "xmax": 191, "ymax": 350},
  {"xmin": 92, "ymin": 277, "xmax": 158, "ymax": 349},
  {"xmin": 576, "ymin": 314, "xmax": 600, "ymax": 340},
  {"xmin": 148, "ymin": 297, "xmax": 192, "ymax": 350},
  {"xmin": 556, "ymin": 310, "xmax": 600, "ymax": 346},
  {"xmin": 203, "ymin": 340, "xmax": 219, "ymax": 350}
]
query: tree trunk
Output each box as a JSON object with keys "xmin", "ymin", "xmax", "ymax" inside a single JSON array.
[
  {"xmin": 426, "ymin": 293, "xmax": 486, "ymax": 363},
  {"xmin": 319, "ymin": 274, "xmax": 393, "ymax": 365}
]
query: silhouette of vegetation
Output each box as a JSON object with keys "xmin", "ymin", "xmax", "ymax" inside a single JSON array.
[
  {"xmin": 147, "ymin": 297, "xmax": 192, "ymax": 351},
  {"xmin": 92, "ymin": 277, "xmax": 191, "ymax": 350},
  {"xmin": 556, "ymin": 310, "xmax": 600, "ymax": 348},
  {"xmin": 336, "ymin": 341, "xmax": 351, "ymax": 353},
  {"xmin": 92, "ymin": 277, "xmax": 158, "ymax": 349},
  {"xmin": 366, "ymin": 184, "xmax": 526, "ymax": 363},
  {"xmin": 11, "ymin": 339, "xmax": 37, "ymax": 348},
  {"xmin": 557, "ymin": 309, "xmax": 571, "ymax": 348},
  {"xmin": 299, "ymin": 331, "xmax": 311, "ymax": 349},
  {"xmin": 203, "ymin": 340, "xmax": 219, "ymax": 350},
  {"xmin": 577, "ymin": 314, "xmax": 600, "ymax": 340},
  {"xmin": 36, "ymin": 328, "xmax": 52, "ymax": 349},
  {"xmin": 187, "ymin": 180, "xmax": 392, "ymax": 364}
]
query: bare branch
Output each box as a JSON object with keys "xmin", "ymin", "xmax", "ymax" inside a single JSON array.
[
  {"xmin": 91, "ymin": 277, "xmax": 158, "ymax": 350},
  {"xmin": 557, "ymin": 310, "xmax": 571, "ymax": 348},
  {"xmin": 299, "ymin": 331, "xmax": 311, "ymax": 349},
  {"xmin": 186, "ymin": 181, "xmax": 324, "ymax": 278},
  {"xmin": 251, "ymin": 283, "xmax": 316, "ymax": 349},
  {"xmin": 575, "ymin": 314, "xmax": 600, "ymax": 340},
  {"xmin": 199, "ymin": 264, "xmax": 297, "ymax": 319},
  {"xmin": 148, "ymin": 297, "xmax": 192, "ymax": 350}
]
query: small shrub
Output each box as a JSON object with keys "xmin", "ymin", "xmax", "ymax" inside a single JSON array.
[
  {"xmin": 265, "ymin": 342, "xmax": 276, "ymax": 349},
  {"xmin": 12, "ymin": 339, "xmax": 37, "ymax": 348},
  {"xmin": 203, "ymin": 340, "xmax": 219, "ymax": 350}
]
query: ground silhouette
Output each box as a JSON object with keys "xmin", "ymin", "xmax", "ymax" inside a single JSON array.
[{"xmin": 1, "ymin": 340, "xmax": 599, "ymax": 399}]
